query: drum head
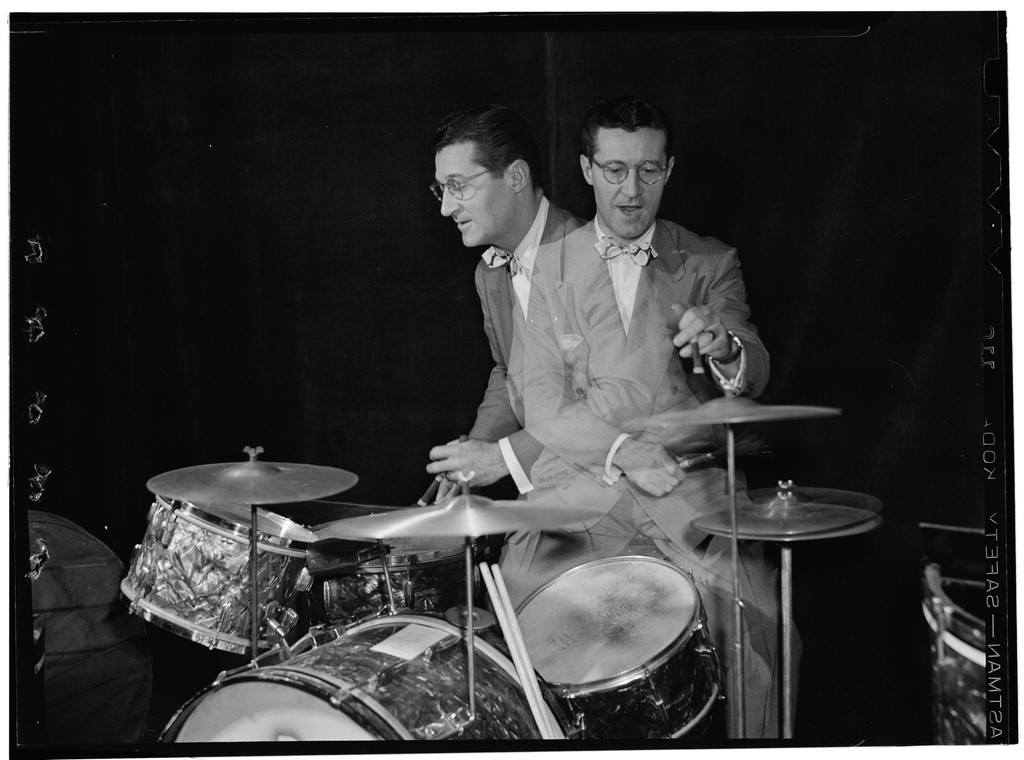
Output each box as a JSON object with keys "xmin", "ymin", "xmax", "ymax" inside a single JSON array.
[
  {"xmin": 517, "ymin": 557, "xmax": 698, "ymax": 688},
  {"xmin": 171, "ymin": 681, "xmax": 378, "ymax": 741}
]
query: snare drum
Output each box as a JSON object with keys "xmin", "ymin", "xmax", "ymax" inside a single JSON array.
[
  {"xmin": 516, "ymin": 556, "xmax": 721, "ymax": 740},
  {"xmin": 121, "ymin": 495, "xmax": 314, "ymax": 654},
  {"xmin": 161, "ymin": 613, "xmax": 564, "ymax": 741},
  {"xmin": 311, "ymin": 537, "xmax": 465, "ymax": 625},
  {"xmin": 921, "ymin": 563, "xmax": 985, "ymax": 743}
]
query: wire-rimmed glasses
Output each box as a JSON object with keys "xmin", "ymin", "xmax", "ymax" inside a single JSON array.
[
  {"xmin": 590, "ymin": 158, "xmax": 668, "ymax": 185},
  {"xmin": 429, "ymin": 169, "xmax": 490, "ymax": 201}
]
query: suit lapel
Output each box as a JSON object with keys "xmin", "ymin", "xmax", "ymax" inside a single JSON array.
[
  {"xmin": 485, "ymin": 267, "xmax": 515, "ymax": 362},
  {"xmin": 625, "ymin": 222, "xmax": 693, "ymax": 380}
]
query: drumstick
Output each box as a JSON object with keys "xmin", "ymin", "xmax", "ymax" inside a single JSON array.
[
  {"xmin": 690, "ymin": 337, "xmax": 705, "ymax": 374},
  {"xmin": 491, "ymin": 565, "xmax": 561, "ymax": 740},
  {"xmin": 667, "ymin": 304, "xmax": 703, "ymax": 375},
  {"xmin": 479, "ymin": 563, "xmax": 559, "ymax": 739},
  {"xmin": 677, "ymin": 452, "xmax": 716, "ymax": 470},
  {"xmin": 417, "ymin": 477, "xmax": 442, "ymax": 506},
  {"xmin": 480, "ymin": 565, "xmax": 557, "ymax": 740},
  {"xmin": 421, "ymin": 434, "xmax": 471, "ymax": 504}
]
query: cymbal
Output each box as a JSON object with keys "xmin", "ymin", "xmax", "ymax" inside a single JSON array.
[
  {"xmin": 147, "ymin": 448, "xmax": 358, "ymax": 505},
  {"xmin": 315, "ymin": 494, "xmax": 607, "ymax": 540},
  {"xmin": 745, "ymin": 483, "xmax": 884, "ymax": 514},
  {"xmin": 644, "ymin": 396, "xmax": 842, "ymax": 428},
  {"xmin": 270, "ymin": 500, "xmax": 410, "ymax": 530},
  {"xmin": 692, "ymin": 480, "xmax": 882, "ymax": 541}
]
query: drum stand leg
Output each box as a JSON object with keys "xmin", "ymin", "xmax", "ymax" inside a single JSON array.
[
  {"xmin": 781, "ymin": 544, "xmax": 794, "ymax": 739},
  {"xmin": 463, "ymin": 537, "xmax": 476, "ymax": 722},
  {"xmin": 726, "ymin": 423, "xmax": 746, "ymax": 739},
  {"xmin": 249, "ymin": 503, "xmax": 260, "ymax": 662},
  {"xmin": 377, "ymin": 540, "xmax": 398, "ymax": 614}
]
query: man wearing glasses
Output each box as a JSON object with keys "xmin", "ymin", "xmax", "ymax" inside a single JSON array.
[
  {"xmin": 504, "ymin": 96, "xmax": 785, "ymax": 738},
  {"xmin": 424, "ymin": 105, "xmax": 582, "ymax": 501}
]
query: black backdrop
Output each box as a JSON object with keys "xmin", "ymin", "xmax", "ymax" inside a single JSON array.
[{"xmin": 10, "ymin": 11, "xmax": 1012, "ymax": 750}]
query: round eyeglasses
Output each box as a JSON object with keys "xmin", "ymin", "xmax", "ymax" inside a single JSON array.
[
  {"xmin": 429, "ymin": 169, "xmax": 490, "ymax": 202},
  {"xmin": 590, "ymin": 158, "xmax": 668, "ymax": 185}
]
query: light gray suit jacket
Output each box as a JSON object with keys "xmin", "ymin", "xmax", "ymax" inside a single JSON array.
[
  {"xmin": 467, "ymin": 201, "xmax": 582, "ymax": 471},
  {"xmin": 508, "ymin": 218, "xmax": 769, "ymax": 546}
]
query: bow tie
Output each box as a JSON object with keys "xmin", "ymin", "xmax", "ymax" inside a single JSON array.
[
  {"xmin": 598, "ymin": 237, "xmax": 657, "ymax": 266},
  {"xmin": 483, "ymin": 246, "xmax": 524, "ymax": 276}
]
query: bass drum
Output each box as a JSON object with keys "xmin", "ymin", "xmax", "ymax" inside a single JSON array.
[
  {"xmin": 162, "ymin": 614, "xmax": 564, "ymax": 741},
  {"xmin": 516, "ymin": 555, "xmax": 722, "ymax": 740}
]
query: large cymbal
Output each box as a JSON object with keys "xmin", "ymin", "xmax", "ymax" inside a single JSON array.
[
  {"xmin": 692, "ymin": 480, "xmax": 882, "ymax": 542},
  {"xmin": 147, "ymin": 447, "xmax": 358, "ymax": 505},
  {"xmin": 315, "ymin": 494, "xmax": 607, "ymax": 540},
  {"xmin": 644, "ymin": 396, "xmax": 841, "ymax": 429}
]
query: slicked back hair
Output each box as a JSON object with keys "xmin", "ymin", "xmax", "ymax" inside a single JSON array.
[
  {"xmin": 579, "ymin": 95, "xmax": 674, "ymax": 160},
  {"xmin": 433, "ymin": 105, "xmax": 543, "ymax": 189}
]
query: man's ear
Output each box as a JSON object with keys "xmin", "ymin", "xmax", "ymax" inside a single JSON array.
[
  {"xmin": 580, "ymin": 155, "xmax": 594, "ymax": 186},
  {"xmin": 664, "ymin": 155, "xmax": 675, "ymax": 184},
  {"xmin": 507, "ymin": 159, "xmax": 531, "ymax": 193}
]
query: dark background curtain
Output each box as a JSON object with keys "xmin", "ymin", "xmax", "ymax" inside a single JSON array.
[{"xmin": 10, "ymin": 12, "xmax": 1009, "ymax": 748}]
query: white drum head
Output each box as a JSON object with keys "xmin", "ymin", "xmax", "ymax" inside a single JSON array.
[
  {"xmin": 173, "ymin": 681, "xmax": 377, "ymax": 741},
  {"xmin": 517, "ymin": 557, "xmax": 697, "ymax": 687}
]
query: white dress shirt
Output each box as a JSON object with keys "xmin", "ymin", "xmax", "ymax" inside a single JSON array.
[{"xmin": 485, "ymin": 197, "xmax": 550, "ymax": 494}]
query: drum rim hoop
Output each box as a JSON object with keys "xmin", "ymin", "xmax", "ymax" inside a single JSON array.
[
  {"xmin": 119, "ymin": 580, "xmax": 256, "ymax": 654},
  {"xmin": 161, "ymin": 665, "xmax": 413, "ymax": 741},
  {"xmin": 156, "ymin": 495, "xmax": 309, "ymax": 555}
]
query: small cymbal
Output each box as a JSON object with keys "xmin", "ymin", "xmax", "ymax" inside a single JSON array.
[
  {"xmin": 642, "ymin": 396, "xmax": 841, "ymax": 429},
  {"xmin": 745, "ymin": 483, "xmax": 884, "ymax": 514},
  {"xmin": 315, "ymin": 494, "xmax": 607, "ymax": 540},
  {"xmin": 693, "ymin": 479, "xmax": 882, "ymax": 541},
  {"xmin": 692, "ymin": 503, "xmax": 881, "ymax": 542},
  {"xmin": 146, "ymin": 447, "xmax": 358, "ymax": 505}
]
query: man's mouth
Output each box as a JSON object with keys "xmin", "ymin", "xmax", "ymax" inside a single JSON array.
[{"xmin": 617, "ymin": 205, "xmax": 643, "ymax": 217}]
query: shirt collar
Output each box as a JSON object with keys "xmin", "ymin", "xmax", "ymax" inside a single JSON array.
[
  {"xmin": 594, "ymin": 217, "xmax": 656, "ymax": 250},
  {"xmin": 513, "ymin": 196, "xmax": 549, "ymax": 274},
  {"xmin": 480, "ymin": 196, "xmax": 549, "ymax": 274}
]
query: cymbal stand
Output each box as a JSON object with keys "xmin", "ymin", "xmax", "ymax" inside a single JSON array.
[
  {"xmin": 375, "ymin": 539, "xmax": 398, "ymax": 614},
  {"xmin": 459, "ymin": 478, "xmax": 477, "ymax": 722},
  {"xmin": 249, "ymin": 503, "xmax": 260, "ymax": 661},
  {"xmin": 781, "ymin": 542, "xmax": 794, "ymax": 738},
  {"xmin": 725, "ymin": 422, "xmax": 746, "ymax": 738}
]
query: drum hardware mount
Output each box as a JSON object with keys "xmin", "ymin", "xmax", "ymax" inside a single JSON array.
[
  {"xmin": 644, "ymin": 681, "xmax": 672, "ymax": 726},
  {"xmin": 411, "ymin": 705, "xmax": 473, "ymax": 740},
  {"xmin": 375, "ymin": 539, "xmax": 399, "ymax": 615},
  {"xmin": 445, "ymin": 605, "xmax": 496, "ymax": 631},
  {"xmin": 328, "ymin": 682, "xmax": 357, "ymax": 708}
]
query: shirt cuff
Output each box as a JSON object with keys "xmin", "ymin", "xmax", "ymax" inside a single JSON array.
[
  {"xmin": 603, "ymin": 433, "xmax": 632, "ymax": 485},
  {"xmin": 499, "ymin": 436, "xmax": 534, "ymax": 494}
]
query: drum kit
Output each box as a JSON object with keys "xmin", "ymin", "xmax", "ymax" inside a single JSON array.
[{"xmin": 120, "ymin": 397, "xmax": 885, "ymax": 743}]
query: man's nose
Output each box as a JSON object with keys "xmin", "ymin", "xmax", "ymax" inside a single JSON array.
[
  {"xmin": 619, "ymin": 168, "xmax": 643, "ymax": 198},
  {"xmin": 440, "ymin": 191, "xmax": 459, "ymax": 217}
]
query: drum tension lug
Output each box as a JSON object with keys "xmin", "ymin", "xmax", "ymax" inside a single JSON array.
[
  {"xmin": 644, "ymin": 672, "xmax": 672, "ymax": 725},
  {"xmin": 412, "ymin": 706, "xmax": 472, "ymax": 740},
  {"xmin": 328, "ymin": 684, "xmax": 354, "ymax": 707}
]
